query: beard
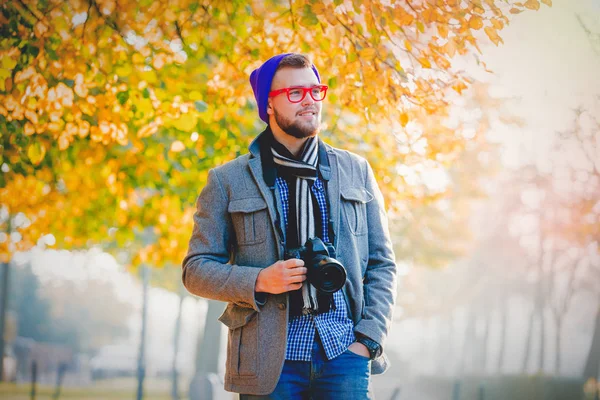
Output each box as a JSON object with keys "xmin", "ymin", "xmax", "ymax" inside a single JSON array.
[{"xmin": 273, "ymin": 108, "xmax": 321, "ymax": 139}]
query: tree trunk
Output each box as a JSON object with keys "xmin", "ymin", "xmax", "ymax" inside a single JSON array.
[
  {"xmin": 583, "ymin": 304, "xmax": 600, "ymax": 381},
  {"xmin": 0, "ymin": 261, "xmax": 10, "ymax": 382},
  {"xmin": 536, "ymin": 213, "xmax": 547, "ymax": 373},
  {"xmin": 555, "ymin": 315, "xmax": 562, "ymax": 375},
  {"xmin": 195, "ymin": 300, "xmax": 223, "ymax": 374},
  {"xmin": 538, "ymin": 305, "xmax": 546, "ymax": 373},
  {"xmin": 447, "ymin": 313, "xmax": 456, "ymax": 376},
  {"xmin": 418, "ymin": 318, "xmax": 427, "ymax": 373},
  {"xmin": 480, "ymin": 305, "xmax": 490, "ymax": 373},
  {"xmin": 171, "ymin": 290, "xmax": 184, "ymax": 400},
  {"xmin": 497, "ymin": 289, "xmax": 508, "ymax": 373},
  {"xmin": 189, "ymin": 300, "xmax": 225, "ymax": 400},
  {"xmin": 459, "ymin": 308, "xmax": 476, "ymax": 375},
  {"xmin": 521, "ymin": 306, "xmax": 535, "ymax": 374},
  {"xmin": 435, "ymin": 316, "xmax": 451, "ymax": 376},
  {"xmin": 136, "ymin": 265, "xmax": 150, "ymax": 400}
]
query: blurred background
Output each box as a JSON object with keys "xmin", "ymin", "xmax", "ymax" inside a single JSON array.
[{"xmin": 1, "ymin": 0, "xmax": 599, "ymax": 399}]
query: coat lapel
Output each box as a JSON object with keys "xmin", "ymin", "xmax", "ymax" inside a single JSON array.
[
  {"xmin": 247, "ymin": 132, "xmax": 340, "ymax": 252},
  {"xmin": 325, "ymin": 150, "xmax": 340, "ymax": 249}
]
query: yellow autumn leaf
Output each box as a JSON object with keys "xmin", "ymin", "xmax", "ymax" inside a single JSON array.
[
  {"xmin": 472, "ymin": 5, "xmax": 485, "ymax": 15},
  {"xmin": 172, "ymin": 113, "xmax": 197, "ymax": 132},
  {"xmin": 24, "ymin": 122, "xmax": 35, "ymax": 136},
  {"xmin": 491, "ymin": 19, "xmax": 504, "ymax": 30},
  {"xmin": 359, "ymin": 48, "xmax": 377, "ymax": 61},
  {"xmin": 484, "ymin": 27, "xmax": 503, "ymax": 46},
  {"xmin": 137, "ymin": 98, "xmax": 154, "ymax": 116},
  {"xmin": 27, "ymin": 142, "xmax": 46, "ymax": 165},
  {"xmin": 509, "ymin": 8, "xmax": 523, "ymax": 14},
  {"xmin": 1, "ymin": 55, "xmax": 17, "ymax": 70},
  {"xmin": 524, "ymin": 0, "xmax": 540, "ymax": 10},
  {"xmin": 138, "ymin": 123, "xmax": 158, "ymax": 138},
  {"xmin": 444, "ymin": 38, "xmax": 457, "ymax": 58},
  {"xmin": 435, "ymin": 55, "xmax": 451, "ymax": 69},
  {"xmin": 437, "ymin": 24, "xmax": 449, "ymax": 38},
  {"xmin": 58, "ymin": 133, "xmax": 70, "ymax": 150},
  {"xmin": 132, "ymin": 53, "xmax": 145, "ymax": 65},
  {"xmin": 469, "ymin": 16, "xmax": 483, "ymax": 30},
  {"xmin": 312, "ymin": 3, "xmax": 327, "ymax": 15},
  {"xmin": 400, "ymin": 113, "xmax": 409, "ymax": 127},
  {"xmin": 404, "ymin": 40, "xmax": 412, "ymax": 52},
  {"xmin": 419, "ymin": 57, "xmax": 432, "ymax": 68},
  {"xmin": 115, "ymin": 63, "xmax": 133, "ymax": 77},
  {"xmin": 189, "ymin": 90, "xmax": 203, "ymax": 101},
  {"xmin": 453, "ymin": 81, "xmax": 467, "ymax": 94},
  {"xmin": 541, "ymin": 0, "xmax": 552, "ymax": 5}
]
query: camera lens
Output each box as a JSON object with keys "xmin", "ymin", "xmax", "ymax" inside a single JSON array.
[{"xmin": 310, "ymin": 256, "xmax": 346, "ymax": 293}]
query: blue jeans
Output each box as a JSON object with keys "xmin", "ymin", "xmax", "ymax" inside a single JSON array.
[{"xmin": 239, "ymin": 337, "xmax": 372, "ymax": 400}]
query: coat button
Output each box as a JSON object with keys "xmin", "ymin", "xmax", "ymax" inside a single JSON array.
[{"xmin": 278, "ymin": 303, "xmax": 286, "ymax": 310}]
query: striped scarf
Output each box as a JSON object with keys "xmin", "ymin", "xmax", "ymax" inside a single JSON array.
[{"xmin": 271, "ymin": 137, "xmax": 321, "ymax": 313}]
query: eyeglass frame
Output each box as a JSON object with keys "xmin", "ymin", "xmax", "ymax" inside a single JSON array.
[{"xmin": 268, "ymin": 85, "xmax": 329, "ymax": 103}]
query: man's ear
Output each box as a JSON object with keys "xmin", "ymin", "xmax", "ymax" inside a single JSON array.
[{"xmin": 266, "ymin": 100, "xmax": 274, "ymax": 116}]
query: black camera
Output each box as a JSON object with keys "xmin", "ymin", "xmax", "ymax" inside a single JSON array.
[{"xmin": 284, "ymin": 237, "xmax": 346, "ymax": 293}]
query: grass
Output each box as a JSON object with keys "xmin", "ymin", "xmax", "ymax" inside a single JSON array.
[{"xmin": 0, "ymin": 378, "xmax": 189, "ymax": 400}]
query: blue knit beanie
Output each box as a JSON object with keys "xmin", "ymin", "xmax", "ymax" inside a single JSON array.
[{"xmin": 249, "ymin": 53, "xmax": 321, "ymax": 124}]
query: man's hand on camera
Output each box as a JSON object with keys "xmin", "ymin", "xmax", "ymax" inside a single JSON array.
[{"xmin": 255, "ymin": 259, "xmax": 307, "ymax": 294}]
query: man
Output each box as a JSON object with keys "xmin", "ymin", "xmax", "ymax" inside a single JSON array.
[{"xmin": 182, "ymin": 53, "xmax": 397, "ymax": 399}]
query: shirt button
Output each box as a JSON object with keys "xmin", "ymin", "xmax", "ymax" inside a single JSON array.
[{"xmin": 278, "ymin": 303, "xmax": 287, "ymax": 310}]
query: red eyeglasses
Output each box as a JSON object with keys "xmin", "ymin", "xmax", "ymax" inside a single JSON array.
[{"xmin": 268, "ymin": 85, "xmax": 328, "ymax": 103}]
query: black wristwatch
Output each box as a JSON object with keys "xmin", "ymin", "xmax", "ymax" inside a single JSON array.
[{"xmin": 356, "ymin": 336, "xmax": 381, "ymax": 360}]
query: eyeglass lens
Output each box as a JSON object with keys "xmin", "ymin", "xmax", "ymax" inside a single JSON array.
[{"xmin": 288, "ymin": 87, "xmax": 326, "ymax": 102}]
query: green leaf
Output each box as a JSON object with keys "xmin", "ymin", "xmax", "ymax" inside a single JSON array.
[
  {"xmin": 25, "ymin": 44, "xmax": 40, "ymax": 58},
  {"xmin": 328, "ymin": 77, "xmax": 337, "ymax": 89},
  {"xmin": 117, "ymin": 91, "xmax": 129, "ymax": 105},
  {"xmin": 301, "ymin": 5, "xmax": 319, "ymax": 26},
  {"xmin": 15, "ymin": 133, "xmax": 29, "ymax": 147},
  {"xmin": 47, "ymin": 47, "xmax": 59, "ymax": 61}
]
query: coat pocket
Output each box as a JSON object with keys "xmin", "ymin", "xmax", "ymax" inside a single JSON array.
[
  {"xmin": 218, "ymin": 303, "xmax": 259, "ymax": 377},
  {"xmin": 341, "ymin": 187, "xmax": 373, "ymax": 236},
  {"xmin": 228, "ymin": 197, "xmax": 268, "ymax": 246}
]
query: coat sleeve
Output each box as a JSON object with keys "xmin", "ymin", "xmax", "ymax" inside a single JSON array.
[
  {"xmin": 353, "ymin": 159, "xmax": 398, "ymax": 348},
  {"xmin": 181, "ymin": 168, "xmax": 264, "ymax": 311}
]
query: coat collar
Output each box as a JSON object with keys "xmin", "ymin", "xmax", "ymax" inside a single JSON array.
[
  {"xmin": 248, "ymin": 127, "xmax": 331, "ymax": 186},
  {"xmin": 247, "ymin": 126, "xmax": 339, "ymax": 249}
]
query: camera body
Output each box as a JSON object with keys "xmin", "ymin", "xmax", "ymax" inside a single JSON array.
[{"xmin": 284, "ymin": 237, "xmax": 347, "ymax": 293}]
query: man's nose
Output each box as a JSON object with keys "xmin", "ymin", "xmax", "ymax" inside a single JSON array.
[{"xmin": 301, "ymin": 92, "xmax": 316, "ymax": 106}]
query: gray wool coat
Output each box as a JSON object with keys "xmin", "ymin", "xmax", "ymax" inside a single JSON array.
[{"xmin": 182, "ymin": 131, "xmax": 397, "ymax": 395}]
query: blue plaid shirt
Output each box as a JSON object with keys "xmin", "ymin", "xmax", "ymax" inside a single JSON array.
[{"xmin": 276, "ymin": 176, "xmax": 356, "ymax": 361}]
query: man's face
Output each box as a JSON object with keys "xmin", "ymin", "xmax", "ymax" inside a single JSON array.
[{"xmin": 267, "ymin": 67, "xmax": 322, "ymax": 139}]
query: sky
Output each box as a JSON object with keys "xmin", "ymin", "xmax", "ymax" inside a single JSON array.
[{"xmin": 475, "ymin": 0, "xmax": 600, "ymax": 170}]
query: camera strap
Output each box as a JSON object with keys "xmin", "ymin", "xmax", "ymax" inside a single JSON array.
[{"xmin": 316, "ymin": 139, "xmax": 336, "ymax": 250}]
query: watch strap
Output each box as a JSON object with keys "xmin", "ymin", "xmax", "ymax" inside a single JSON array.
[{"xmin": 357, "ymin": 336, "xmax": 381, "ymax": 360}]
